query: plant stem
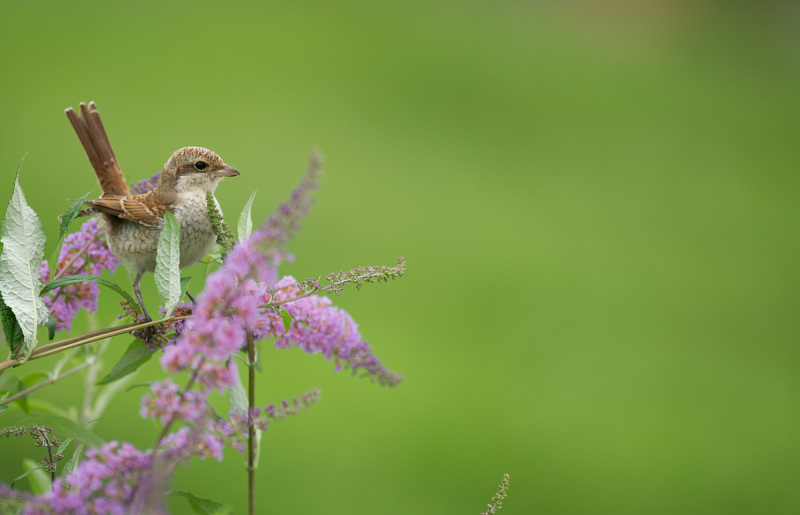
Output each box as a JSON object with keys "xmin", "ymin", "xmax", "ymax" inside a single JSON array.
[
  {"xmin": 2, "ymin": 268, "xmax": 394, "ymax": 373},
  {"xmin": 44, "ymin": 431, "xmax": 55, "ymax": 483},
  {"xmin": 0, "ymin": 362, "xmax": 89, "ymax": 405},
  {"xmin": 53, "ymin": 235, "xmax": 98, "ymax": 281},
  {"xmin": 247, "ymin": 332, "xmax": 256, "ymax": 515},
  {"xmin": 259, "ymin": 269, "xmax": 395, "ymax": 310},
  {"xmin": 0, "ymin": 316, "xmax": 190, "ymax": 372}
]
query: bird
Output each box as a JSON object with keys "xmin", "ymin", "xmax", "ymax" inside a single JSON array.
[{"xmin": 65, "ymin": 102, "xmax": 239, "ymax": 332}]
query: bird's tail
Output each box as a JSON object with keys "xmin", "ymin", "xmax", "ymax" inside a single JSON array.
[{"xmin": 65, "ymin": 102, "xmax": 130, "ymax": 197}]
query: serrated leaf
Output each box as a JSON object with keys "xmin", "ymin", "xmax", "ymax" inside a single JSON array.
[
  {"xmin": 96, "ymin": 340, "xmax": 153, "ymax": 385},
  {"xmin": 0, "ymin": 168, "xmax": 48, "ymax": 358},
  {"xmin": 169, "ymin": 491, "xmax": 226, "ymax": 515},
  {"xmin": 155, "ymin": 211, "xmax": 181, "ymax": 318},
  {"xmin": 52, "ymin": 192, "xmax": 91, "ymax": 265},
  {"xmin": 237, "ymin": 189, "xmax": 258, "ymax": 242},
  {"xmin": 41, "ymin": 415, "xmax": 104, "ymax": 448},
  {"xmin": 0, "ymin": 291, "xmax": 24, "ymax": 352},
  {"xmin": 41, "ymin": 275, "xmax": 140, "ymax": 314},
  {"xmin": 62, "ymin": 440, "xmax": 84, "ymax": 487}
]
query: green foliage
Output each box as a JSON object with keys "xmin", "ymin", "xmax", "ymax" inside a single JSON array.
[
  {"xmin": 0, "ymin": 168, "xmax": 47, "ymax": 358},
  {"xmin": 154, "ymin": 211, "xmax": 182, "ymax": 318},
  {"xmin": 37, "ymin": 416, "xmax": 104, "ymax": 448},
  {"xmin": 14, "ymin": 460, "xmax": 48, "ymax": 493},
  {"xmin": 40, "ymin": 275, "xmax": 140, "ymax": 314},
  {"xmin": 206, "ymin": 191, "xmax": 236, "ymax": 254},
  {"xmin": 0, "ymin": 291, "xmax": 23, "ymax": 351},
  {"xmin": 96, "ymin": 340, "xmax": 153, "ymax": 385},
  {"xmin": 237, "ymin": 189, "xmax": 257, "ymax": 242},
  {"xmin": 51, "ymin": 192, "xmax": 91, "ymax": 266},
  {"xmin": 169, "ymin": 491, "xmax": 229, "ymax": 515}
]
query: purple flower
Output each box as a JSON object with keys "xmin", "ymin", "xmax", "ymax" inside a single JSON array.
[
  {"xmin": 23, "ymin": 441, "xmax": 153, "ymax": 514},
  {"xmin": 129, "ymin": 172, "xmax": 160, "ymax": 195},
  {"xmin": 40, "ymin": 218, "xmax": 119, "ymax": 332}
]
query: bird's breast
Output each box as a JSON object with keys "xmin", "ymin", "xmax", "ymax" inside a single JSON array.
[{"xmin": 173, "ymin": 191, "xmax": 219, "ymax": 268}]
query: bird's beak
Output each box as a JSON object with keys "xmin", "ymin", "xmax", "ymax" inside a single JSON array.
[{"xmin": 215, "ymin": 165, "xmax": 240, "ymax": 177}]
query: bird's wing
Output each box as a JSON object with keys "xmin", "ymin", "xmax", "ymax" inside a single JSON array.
[{"xmin": 87, "ymin": 191, "xmax": 166, "ymax": 227}]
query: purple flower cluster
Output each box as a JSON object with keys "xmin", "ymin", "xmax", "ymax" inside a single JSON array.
[
  {"xmin": 23, "ymin": 442, "xmax": 151, "ymax": 515},
  {"xmin": 249, "ymin": 150, "xmax": 322, "ymax": 269},
  {"xmin": 12, "ymin": 153, "xmax": 401, "ymax": 513},
  {"xmin": 40, "ymin": 218, "xmax": 119, "ymax": 332},
  {"xmin": 139, "ymin": 378, "xmax": 207, "ymax": 425},
  {"xmin": 225, "ymin": 388, "xmax": 322, "ymax": 453},
  {"xmin": 266, "ymin": 277, "xmax": 402, "ymax": 386},
  {"xmin": 129, "ymin": 172, "xmax": 160, "ymax": 195}
]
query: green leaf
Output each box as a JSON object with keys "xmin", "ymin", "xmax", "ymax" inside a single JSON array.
[
  {"xmin": 228, "ymin": 362, "xmax": 262, "ymax": 467},
  {"xmin": 125, "ymin": 382, "xmax": 154, "ymax": 392},
  {"xmin": 169, "ymin": 491, "xmax": 226, "ymax": 515},
  {"xmin": 0, "ymin": 166, "xmax": 48, "ymax": 358},
  {"xmin": 206, "ymin": 253, "xmax": 224, "ymax": 265},
  {"xmin": 41, "ymin": 415, "xmax": 104, "ymax": 448},
  {"xmin": 52, "ymin": 191, "xmax": 91, "ymax": 265},
  {"xmin": 228, "ymin": 363, "xmax": 248, "ymax": 415},
  {"xmin": 237, "ymin": 189, "xmax": 258, "ymax": 242},
  {"xmin": 41, "ymin": 275, "xmax": 139, "ymax": 313},
  {"xmin": 96, "ymin": 340, "xmax": 153, "ymax": 385},
  {"xmin": 22, "ymin": 372, "xmax": 49, "ymax": 386},
  {"xmin": 56, "ymin": 436, "xmax": 74, "ymax": 455},
  {"xmin": 280, "ymin": 308, "xmax": 293, "ymax": 333},
  {"xmin": 61, "ymin": 441, "xmax": 84, "ymax": 487},
  {"xmin": 91, "ymin": 369, "xmax": 136, "ymax": 420},
  {"xmin": 180, "ymin": 276, "xmax": 192, "ymax": 301},
  {"xmin": 0, "ymin": 291, "xmax": 24, "ymax": 352},
  {"xmin": 47, "ymin": 314, "xmax": 56, "ymax": 340},
  {"xmin": 12, "ymin": 463, "xmax": 47, "ymax": 491},
  {"xmin": 155, "ymin": 211, "xmax": 181, "ymax": 318}
]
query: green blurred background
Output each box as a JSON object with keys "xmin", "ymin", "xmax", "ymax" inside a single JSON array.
[{"xmin": 1, "ymin": 0, "xmax": 799, "ymax": 513}]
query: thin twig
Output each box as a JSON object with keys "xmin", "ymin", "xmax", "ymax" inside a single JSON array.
[
  {"xmin": 53, "ymin": 234, "xmax": 98, "ymax": 281},
  {"xmin": 260, "ymin": 269, "xmax": 396, "ymax": 309},
  {"xmin": 0, "ymin": 362, "xmax": 89, "ymax": 405},
  {"xmin": 2, "ymin": 266, "xmax": 398, "ymax": 372},
  {"xmin": 0, "ymin": 316, "xmax": 190, "ymax": 372}
]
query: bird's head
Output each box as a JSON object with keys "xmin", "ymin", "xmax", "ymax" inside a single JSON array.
[{"xmin": 162, "ymin": 146, "xmax": 239, "ymax": 192}]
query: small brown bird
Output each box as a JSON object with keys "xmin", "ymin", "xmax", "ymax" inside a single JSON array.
[{"xmin": 65, "ymin": 102, "xmax": 239, "ymax": 326}]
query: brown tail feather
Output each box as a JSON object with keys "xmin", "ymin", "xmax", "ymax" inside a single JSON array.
[{"xmin": 65, "ymin": 102, "xmax": 130, "ymax": 196}]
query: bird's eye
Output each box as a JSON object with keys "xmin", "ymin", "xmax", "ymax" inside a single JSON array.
[{"xmin": 194, "ymin": 161, "xmax": 208, "ymax": 171}]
